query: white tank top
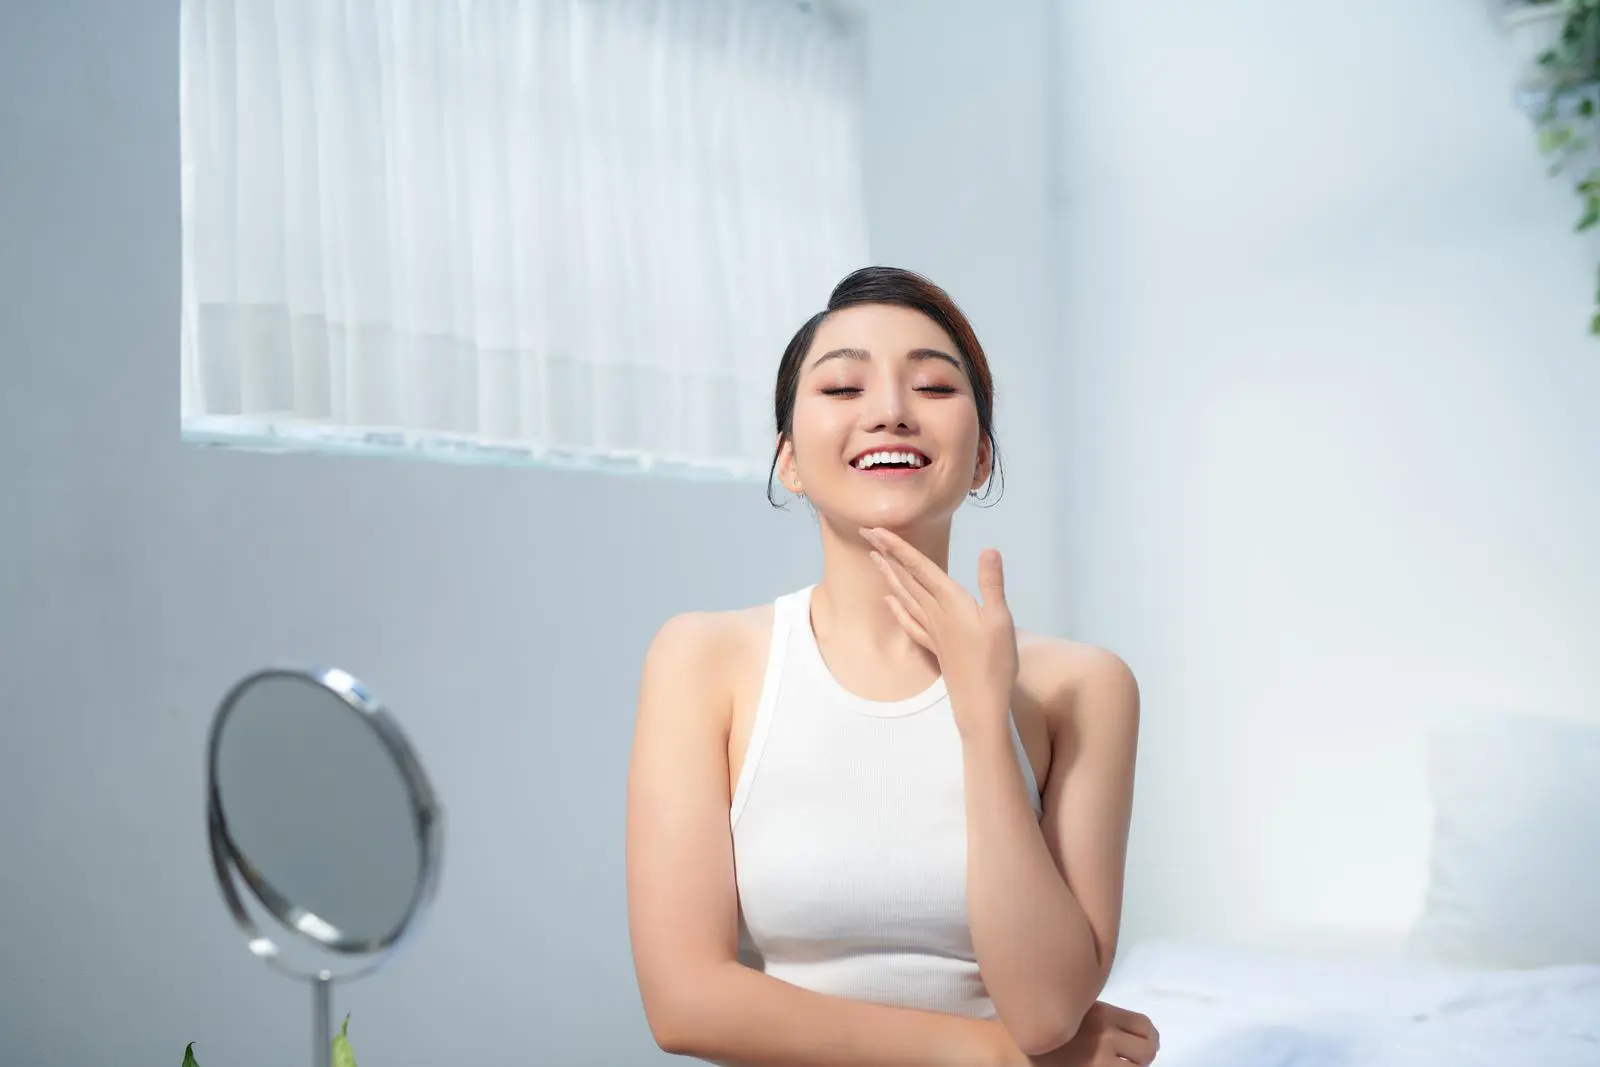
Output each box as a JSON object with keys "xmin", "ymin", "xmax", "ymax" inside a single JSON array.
[{"xmin": 730, "ymin": 584, "xmax": 1044, "ymax": 1018}]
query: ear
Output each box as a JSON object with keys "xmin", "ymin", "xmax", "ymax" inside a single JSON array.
[
  {"xmin": 776, "ymin": 434, "xmax": 803, "ymax": 494},
  {"xmin": 970, "ymin": 436, "xmax": 993, "ymax": 493}
]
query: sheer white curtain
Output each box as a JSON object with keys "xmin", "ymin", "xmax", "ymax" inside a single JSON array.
[{"xmin": 180, "ymin": 0, "xmax": 869, "ymax": 479}]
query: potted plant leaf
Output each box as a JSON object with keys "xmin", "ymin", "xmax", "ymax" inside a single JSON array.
[
  {"xmin": 1512, "ymin": 0, "xmax": 1600, "ymax": 332},
  {"xmin": 1506, "ymin": 0, "xmax": 1575, "ymax": 89}
]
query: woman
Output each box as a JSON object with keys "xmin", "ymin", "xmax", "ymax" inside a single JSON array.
[{"xmin": 625, "ymin": 267, "xmax": 1158, "ymax": 1066}]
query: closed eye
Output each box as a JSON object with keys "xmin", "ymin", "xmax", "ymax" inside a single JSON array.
[{"xmin": 820, "ymin": 386, "xmax": 958, "ymax": 396}]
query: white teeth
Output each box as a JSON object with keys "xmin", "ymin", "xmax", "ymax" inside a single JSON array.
[{"xmin": 854, "ymin": 450, "xmax": 926, "ymax": 469}]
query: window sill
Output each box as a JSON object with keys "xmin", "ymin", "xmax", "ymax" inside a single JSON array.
[{"xmin": 180, "ymin": 416, "xmax": 766, "ymax": 484}]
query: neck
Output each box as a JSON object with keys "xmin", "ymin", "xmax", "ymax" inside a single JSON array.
[{"xmin": 809, "ymin": 518, "xmax": 951, "ymax": 661}]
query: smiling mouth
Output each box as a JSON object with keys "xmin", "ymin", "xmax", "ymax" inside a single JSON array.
[{"xmin": 849, "ymin": 448, "xmax": 930, "ymax": 474}]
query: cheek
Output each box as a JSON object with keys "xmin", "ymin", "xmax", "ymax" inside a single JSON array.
[
  {"xmin": 933, "ymin": 408, "xmax": 983, "ymax": 460},
  {"xmin": 788, "ymin": 400, "xmax": 849, "ymax": 462}
]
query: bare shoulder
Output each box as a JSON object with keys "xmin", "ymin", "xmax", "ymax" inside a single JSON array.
[
  {"xmin": 640, "ymin": 610, "xmax": 732, "ymax": 680},
  {"xmin": 1015, "ymin": 629, "xmax": 1139, "ymax": 732},
  {"xmin": 642, "ymin": 605, "xmax": 765, "ymax": 666},
  {"xmin": 635, "ymin": 604, "xmax": 774, "ymax": 734}
]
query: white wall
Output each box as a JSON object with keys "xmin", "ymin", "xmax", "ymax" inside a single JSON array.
[
  {"xmin": 0, "ymin": 2, "xmax": 1062, "ymax": 1064},
  {"xmin": 1054, "ymin": 0, "xmax": 1600, "ymax": 950}
]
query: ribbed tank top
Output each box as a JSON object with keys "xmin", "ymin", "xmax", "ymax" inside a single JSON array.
[{"xmin": 730, "ymin": 584, "xmax": 1044, "ymax": 1018}]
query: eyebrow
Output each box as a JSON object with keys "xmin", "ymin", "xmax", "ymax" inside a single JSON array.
[{"xmin": 807, "ymin": 347, "xmax": 964, "ymax": 373}]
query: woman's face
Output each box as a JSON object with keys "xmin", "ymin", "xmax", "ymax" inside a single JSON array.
[{"xmin": 777, "ymin": 303, "xmax": 990, "ymax": 532}]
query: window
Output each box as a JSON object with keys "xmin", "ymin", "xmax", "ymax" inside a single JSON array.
[{"xmin": 180, "ymin": 0, "xmax": 869, "ymax": 481}]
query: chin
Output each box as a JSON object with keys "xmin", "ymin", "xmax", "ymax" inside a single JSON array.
[{"xmin": 851, "ymin": 494, "xmax": 961, "ymax": 531}]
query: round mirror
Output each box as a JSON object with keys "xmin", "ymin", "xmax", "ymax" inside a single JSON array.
[{"xmin": 206, "ymin": 666, "xmax": 442, "ymax": 1066}]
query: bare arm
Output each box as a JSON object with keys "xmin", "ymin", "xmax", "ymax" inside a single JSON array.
[
  {"xmin": 962, "ymin": 647, "xmax": 1141, "ymax": 1056},
  {"xmin": 625, "ymin": 612, "xmax": 1018, "ymax": 1067}
]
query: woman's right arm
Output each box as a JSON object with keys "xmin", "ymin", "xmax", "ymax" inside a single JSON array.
[{"xmin": 625, "ymin": 611, "xmax": 1018, "ymax": 1067}]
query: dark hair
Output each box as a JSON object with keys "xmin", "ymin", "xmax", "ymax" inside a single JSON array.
[{"xmin": 766, "ymin": 266, "xmax": 1005, "ymax": 508}]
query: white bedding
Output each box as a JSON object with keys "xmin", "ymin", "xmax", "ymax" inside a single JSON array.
[{"xmin": 1099, "ymin": 941, "xmax": 1600, "ymax": 1066}]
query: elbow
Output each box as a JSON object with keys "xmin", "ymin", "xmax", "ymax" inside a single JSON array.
[
  {"xmin": 1010, "ymin": 977, "xmax": 1106, "ymax": 1057},
  {"xmin": 647, "ymin": 1018, "xmax": 690, "ymax": 1058},
  {"xmin": 648, "ymin": 1019, "xmax": 699, "ymax": 1058},
  {"xmin": 644, "ymin": 999, "xmax": 701, "ymax": 1058},
  {"xmin": 653, "ymin": 1031, "xmax": 700, "ymax": 1059},
  {"xmin": 1008, "ymin": 934, "xmax": 1117, "ymax": 1056},
  {"xmin": 1015, "ymin": 1011, "xmax": 1088, "ymax": 1060},
  {"xmin": 642, "ymin": 978, "xmax": 720, "ymax": 1059}
]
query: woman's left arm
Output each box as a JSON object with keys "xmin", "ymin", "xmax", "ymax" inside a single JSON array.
[
  {"xmin": 861, "ymin": 528, "xmax": 1141, "ymax": 1059},
  {"xmin": 959, "ymin": 648, "xmax": 1140, "ymax": 1058}
]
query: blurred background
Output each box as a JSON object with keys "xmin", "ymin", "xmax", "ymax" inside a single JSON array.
[{"xmin": 1, "ymin": 1, "xmax": 1597, "ymax": 1064}]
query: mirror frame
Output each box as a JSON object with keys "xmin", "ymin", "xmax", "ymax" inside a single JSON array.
[{"xmin": 205, "ymin": 665, "xmax": 443, "ymax": 976}]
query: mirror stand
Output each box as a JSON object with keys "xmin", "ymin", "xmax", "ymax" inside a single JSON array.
[{"xmin": 312, "ymin": 973, "xmax": 331, "ymax": 1067}]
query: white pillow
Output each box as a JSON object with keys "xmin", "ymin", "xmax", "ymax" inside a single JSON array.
[{"xmin": 1409, "ymin": 709, "xmax": 1600, "ymax": 968}]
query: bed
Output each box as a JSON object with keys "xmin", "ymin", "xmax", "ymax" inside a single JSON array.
[
  {"xmin": 1098, "ymin": 708, "xmax": 1600, "ymax": 1066},
  {"xmin": 1100, "ymin": 939, "xmax": 1600, "ymax": 1065}
]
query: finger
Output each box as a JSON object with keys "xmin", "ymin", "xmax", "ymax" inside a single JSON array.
[
  {"xmin": 870, "ymin": 548, "xmax": 935, "ymax": 618},
  {"xmin": 1114, "ymin": 1010, "xmax": 1157, "ymax": 1042},
  {"xmin": 977, "ymin": 547, "xmax": 1007, "ymax": 610},
  {"xmin": 1111, "ymin": 1031, "xmax": 1158, "ymax": 1065},
  {"xmin": 883, "ymin": 594, "xmax": 933, "ymax": 650},
  {"xmin": 860, "ymin": 527, "xmax": 953, "ymax": 601}
]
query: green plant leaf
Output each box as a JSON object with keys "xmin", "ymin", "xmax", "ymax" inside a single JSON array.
[
  {"xmin": 182, "ymin": 1042, "xmax": 200, "ymax": 1067},
  {"xmin": 1539, "ymin": 125, "xmax": 1576, "ymax": 158},
  {"xmin": 332, "ymin": 1013, "xmax": 358, "ymax": 1067}
]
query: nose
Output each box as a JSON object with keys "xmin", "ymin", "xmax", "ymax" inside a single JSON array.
[{"xmin": 866, "ymin": 379, "xmax": 917, "ymax": 433}]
